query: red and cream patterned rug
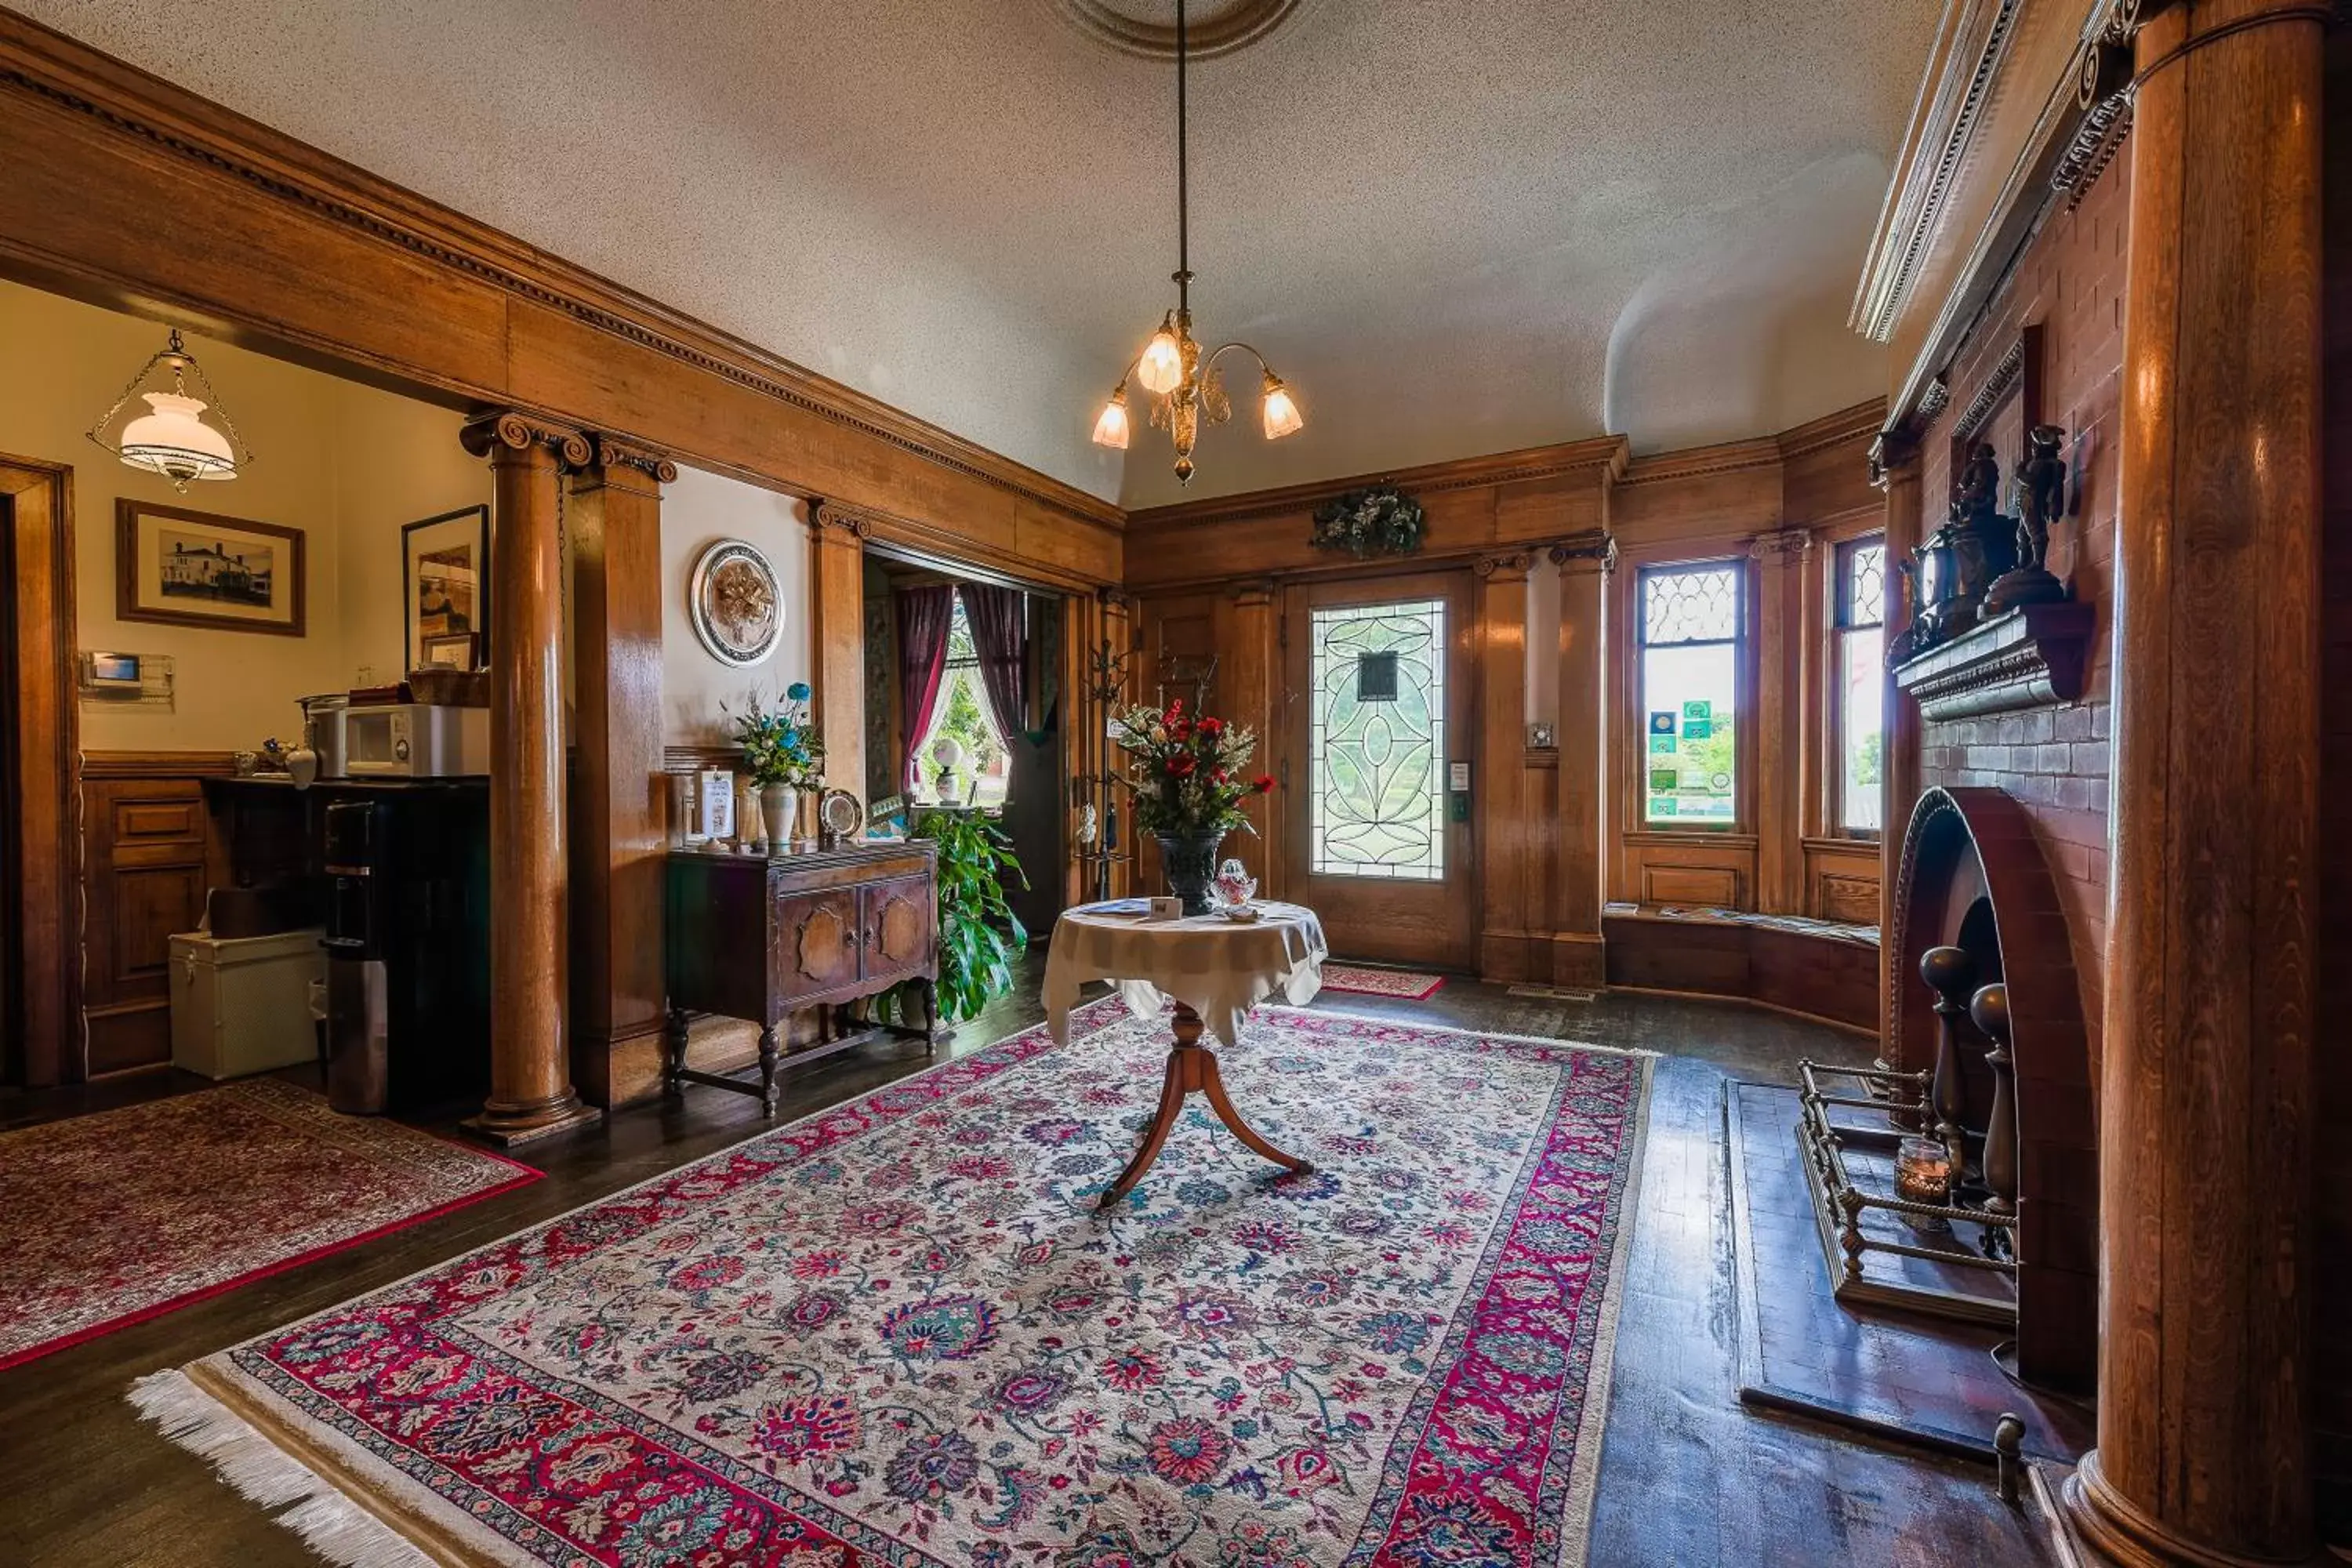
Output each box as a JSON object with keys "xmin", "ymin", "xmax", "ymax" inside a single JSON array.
[
  {"xmin": 1319, "ymin": 964, "xmax": 1446, "ymax": 1000},
  {"xmin": 0, "ymin": 1077, "xmax": 537, "ymax": 1372},
  {"xmin": 132, "ymin": 999, "xmax": 1649, "ymax": 1568}
]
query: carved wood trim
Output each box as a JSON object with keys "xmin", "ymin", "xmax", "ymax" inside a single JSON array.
[
  {"xmin": 460, "ymin": 409, "xmax": 591, "ymax": 467},
  {"xmin": 1127, "ymin": 434, "xmax": 1628, "ymax": 532},
  {"xmin": 1948, "ymin": 325, "xmax": 2043, "ymax": 449},
  {"xmin": 591, "ymin": 435, "xmax": 680, "ymax": 485},
  {"xmin": 0, "ymin": 11, "xmax": 1121, "ymax": 534},
  {"xmin": 78, "ymin": 749, "xmax": 241, "ymax": 779},
  {"xmin": 1890, "ymin": 601, "xmax": 2095, "ymax": 721}
]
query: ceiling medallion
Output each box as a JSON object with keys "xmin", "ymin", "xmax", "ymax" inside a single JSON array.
[
  {"xmin": 1051, "ymin": 0, "xmax": 1303, "ymax": 60},
  {"xmin": 1089, "ymin": 0, "xmax": 1305, "ymax": 485}
]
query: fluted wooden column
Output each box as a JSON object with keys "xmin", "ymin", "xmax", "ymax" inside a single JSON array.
[
  {"xmin": 567, "ymin": 436, "xmax": 676, "ymax": 1109},
  {"xmin": 1872, "ymin": 434, "xmax": 1923, "ymax": 1069},
  {"xmin": 808, "ymin": 501, "xmax": 869, "ymax": 798},
  {"xmin": 459, "ymin": 412, "xmax": 601, "ymax": 1145},
  {"xmin": 2058, "ymin": 2, "xmax": 2327, "ymax": 1561},
  {"xmin": 1550, "ymin": 531, "xmax": 1614, "ymax": 987}
]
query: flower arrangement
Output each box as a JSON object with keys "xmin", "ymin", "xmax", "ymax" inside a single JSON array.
[
  {"xmin": 1111, "ymin": 697, "xmax": 1275, "ymax": 837},
  {"xmin": 728, "ymin": 682, "xmax": 826, "ymax": 789},
  {"xmin": 1309, "ymin": 483, "xmax": 1425, "ymax": 559}
]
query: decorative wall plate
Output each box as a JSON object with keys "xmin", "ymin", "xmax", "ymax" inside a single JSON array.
[{"xmin": 687, "ymin": 538, "xmax": 783, "ymax": 666}]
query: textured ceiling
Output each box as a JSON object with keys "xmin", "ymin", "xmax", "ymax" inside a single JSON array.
[{"xmin": 22, "ymin": 0, "xmax": 1940, "ymax": 507}]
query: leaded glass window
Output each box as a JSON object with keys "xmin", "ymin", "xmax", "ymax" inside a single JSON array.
[
  {"xmin": 1308, "ymin": 599, "xmax": 1446, "ymax": 880},
  {"xmin": 1837, "ymin": 538, "xmax": 1886, "ymax": 835},
  {"xmin": 1640, "ymin": 564, "xmax": 1741, "ymax": 826}
]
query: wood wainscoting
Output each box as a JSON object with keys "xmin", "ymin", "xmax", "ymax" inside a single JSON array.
[{"xmin": 75, "ymin": 750, "xmax": 234, "ymax": 1076}]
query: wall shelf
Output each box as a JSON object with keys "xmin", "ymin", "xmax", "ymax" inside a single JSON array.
[{"xmin": 1892, "ymin": 602, "xmax": 2096, "ymax": 722}]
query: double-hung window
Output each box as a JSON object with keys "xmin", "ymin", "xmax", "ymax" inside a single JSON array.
[
  {"xmin": 1639, "ymin": 562, "xmax": 1743, "ymax": 826},
  {"xmin": 1835, "ymin": 537, "xmax": 1887, "ymax": 835}
]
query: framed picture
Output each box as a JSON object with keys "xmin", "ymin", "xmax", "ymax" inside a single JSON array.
[
  {"xmin": 402, "ymin": 506, "xmax": 488, "ymax": 673},
  {"xmin": 115, "ymin": 499, "xmax": 305, "ymax": 637}
]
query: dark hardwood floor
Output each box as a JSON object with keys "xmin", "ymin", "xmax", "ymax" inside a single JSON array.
[{"xmin": 0, "ymin": 960, "xmax": 2053, "ymax": 1566}]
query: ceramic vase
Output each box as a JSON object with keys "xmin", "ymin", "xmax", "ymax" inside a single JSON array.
[
  {"xmin": 1156, "ymin": 829, "xmax": 1227, "ymax": 917},
  {"xmin": 760, "ymin": 783, "xmax": 799, "ymax": 851},
  {"xmin": 286, "ymin": 746, "xmax": 318, "ymax": 788}
]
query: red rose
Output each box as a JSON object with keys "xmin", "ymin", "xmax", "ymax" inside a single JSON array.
[
  {"xmin": 1167, "ymin": 698, "xmax": 1185, "ymax": 717},
  {"xmin": 1169, "ymin": 755, "xmax": 1198, "ymax": 777},
  {"xmin": 1253, "ymin": 774, "xmax": 1277, "ymax": 793},
  {"xmin": 1197, "ymin": 716, "xmax": 1225, "ymax": 735},
  {"xmin": 1211, "ymin": 767, "xmax": 1229, "ymax": 784}
]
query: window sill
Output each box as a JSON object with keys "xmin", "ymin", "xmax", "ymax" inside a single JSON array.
[
  {"xmin": 1803, "ymin": 834, "xmax": 1881, "ymax": 854},
  {"xmin": 1624, "ymin": 828, "xmax": 1759, "ymax": 848}
]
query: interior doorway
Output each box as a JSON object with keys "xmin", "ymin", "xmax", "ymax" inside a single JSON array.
[
  {"xmin": 862, "ymin": 550, "xmax": 1067, "ymax": 940},
  {"xmin": 1279, "ymin": 569, "xmax": 1479, "ymax": 971},
  {"xmin": 2, "ymin": 455, "xmax": 82, "ymax": 1088}
]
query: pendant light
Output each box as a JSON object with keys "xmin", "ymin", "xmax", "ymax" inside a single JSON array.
[
  {"xmin": 1091, "ymin": 0, "xmax": 1304, "ymax": 484},
  {"xmin": 87, "ymin": 328, "xmax": 251, "ymax": 491}
]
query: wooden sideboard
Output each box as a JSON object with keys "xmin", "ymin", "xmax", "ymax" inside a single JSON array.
[{"xmin": 664, "ymin": 841, "xmax": 939, "ymax": 1114}]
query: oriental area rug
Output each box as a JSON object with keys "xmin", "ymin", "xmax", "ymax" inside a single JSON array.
[
  {"xmin": 1316, "ymin": 965, "xmax": 1446, "ymax": 1001},
  {"xmin": 132, "ymin": 999, "xmax": 1650, "ymax": 1568},
  {"xmin": 0, "ymin": 1077, "xmax": 537, "ymax": 1372}
]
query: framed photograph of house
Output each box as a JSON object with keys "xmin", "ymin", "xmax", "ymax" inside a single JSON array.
[
  {"xmin": 401, "ymin": 506, "xmax": 488, "ymax": 673},
  {"xmin": 115, "ymin": 499, "xmax": 306, "ymax": 637}
]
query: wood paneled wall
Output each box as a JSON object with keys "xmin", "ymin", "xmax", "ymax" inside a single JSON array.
[{"xmin": 1128, "ymin": 401, "xmax": 1888, "ymax": 985}]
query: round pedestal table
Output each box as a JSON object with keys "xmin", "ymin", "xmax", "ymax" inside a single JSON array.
[{"xmin": 1042, "ymin": 899, "xmax": 1327, "ymax": 1207}]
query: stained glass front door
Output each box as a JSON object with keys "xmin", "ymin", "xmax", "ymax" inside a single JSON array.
[{"xmin": 1282, "ymin": 572, "xmax": 1477, "ymax": 970}]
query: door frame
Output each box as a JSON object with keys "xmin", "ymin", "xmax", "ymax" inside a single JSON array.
[
  {"xmin": 2, "ymin": 452, "xmax": 82, "ymax": 1087},
  {"xmin": 1276, "ymin": 566, "xmax": 1481, "ymax": 971}
]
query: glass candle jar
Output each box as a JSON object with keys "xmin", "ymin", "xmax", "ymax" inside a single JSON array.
[{"xmin": 1893, "ymin": 1136, "xmax": 1955, "ymax": 1207}]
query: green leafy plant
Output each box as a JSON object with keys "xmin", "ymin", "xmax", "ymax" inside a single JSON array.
[
  {"xmin": 913, "ymin": 810, "xmax": 1029, "ymax": 1023},
  {"xmin": 1309, "ymin": 484, "xmax": 1426, "ymax": 559},
  {"xmin": 726, "ymin": 682, "xmax": 825, "ymax": 788}
]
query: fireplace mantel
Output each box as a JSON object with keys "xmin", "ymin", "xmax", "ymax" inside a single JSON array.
[{"xmin": 1892, "ymin": 602, "xmax": 2096, "ymax": 722}]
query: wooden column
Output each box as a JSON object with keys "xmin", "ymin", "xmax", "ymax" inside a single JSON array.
[
  {"xmin": 1220, "ymin": 579, "xmax": 1280, "ymax": 882},
  {"xmin": 2, "ymin": 457, "xmax": 79, "ymax": 1087},
  {"xmin": 1871, "ymin": 434, "xmax": 1923, "ymax": 1069},
  {"xmin": 567, "ymin": 436, "xmax": 676, "ymax": 1109},
  {"xmin": 459, "ymin": 412, "xmax": 601, "ymax": 1145},
  {"xmin": 1100, "ymin": 588, "xmax": 1138, "ymax": 899},
  {"xmin": 808, "ymin": 502, "xmax": 868, "ymax": 798},
  {"xmin": 1550, "ymin": 531, "xmax": 1613, "ymax": 987},
  {"xmin": 2058, "ymin": 2, "xmax": 2327, "ymax": 1562},
  {"xmin": 1475, "ymin": 550, "xmax": 1536, "ymax": 982},
  {"xmin": 1750, "ymin": 528, "xmax": 1812, "ymax": 914}
]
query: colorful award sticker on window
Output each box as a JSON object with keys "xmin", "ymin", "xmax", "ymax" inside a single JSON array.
[
  {"xmin": 1682, "ymin": 700, "xmax": 1711, "ymax": 721},
  {"xmin": 1649, "ymin": 734, "xmax": 1676, "ymax": 755},
  {"xmin": 1649, "ymin": 767, "xmax": 1678, "ymax": 793},
  {"xmin": 1683, "ymin": 715, "xmax": 1712, "ymax": 740},
  {"xmin": 1650, "ymin": 796, "xmax": 1678, "ymax": 817},
  {"xmin": 1649, "ymin": 711, "xmax": 1677, "ymax": 737}
]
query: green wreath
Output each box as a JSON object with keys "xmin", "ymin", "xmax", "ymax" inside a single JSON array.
[{"xmin": 1309, "ymin": 485, "xmax": 1426, "ymax": 559}]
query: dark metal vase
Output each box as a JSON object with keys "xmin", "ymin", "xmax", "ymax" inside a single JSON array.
[{"xmin": 1156, "ymin": 829, "xmax": 1226, "ymax": 916}]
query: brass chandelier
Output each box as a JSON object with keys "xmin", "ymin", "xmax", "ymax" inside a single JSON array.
[{"xmin": 1090, "ymin": 0, "xmax": 1303, "ymax": 485}]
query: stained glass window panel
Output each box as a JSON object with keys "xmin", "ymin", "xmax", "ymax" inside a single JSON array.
[
  {"xmin": 1643, "ymin": 565, "xmax": 1740, "ymax": 645},
  {"xmin": 1308, "ymin": 599, "xmax": 1446, "ymax": 880},
  {"xmin": 1640, "ymin": 562, "xmax": 1741, "ymax": 826},
  {"xmin": 1839, "ymin": 537, "xmax": 1887, "ymax": 833}
]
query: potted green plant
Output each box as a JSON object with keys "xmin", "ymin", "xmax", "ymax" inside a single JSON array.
[
  {"xmin": 1112, "ymin": 697, "xmax": 1275, "ymax": 915},
  {"xmin": 728, "ymin": 682, "xmax": 825, "ymax": 848},
  {"xmin": 910, "ymin": 810, "xmax": 1027, "ymax": 1023}
]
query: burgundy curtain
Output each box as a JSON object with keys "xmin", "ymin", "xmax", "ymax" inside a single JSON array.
[
  {"xmin": 959, "ymin": 583, "xmax": 1028, "ymax": 746},
  {"xmin": 894, "ymin": 584, "xmax": 955, "ymax": 792}
]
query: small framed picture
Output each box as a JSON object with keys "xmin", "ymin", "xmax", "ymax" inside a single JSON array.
[
  {"xmin": 116, "ymin": 499, "xmax": 305, "ymax": 637},
  {"xmin": 420, "ymin": 633, "xmax": 477, "ymax": 670},
  {"xmin": 402, "ymin": 506, "xmax": 488, "ymax": 673}
]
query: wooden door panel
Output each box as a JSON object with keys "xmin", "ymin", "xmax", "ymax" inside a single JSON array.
[
  {"xmin": 1280, "ymin": 571, "xmax": 1479, "ymax": 971},
  {"xmin": 775, "ymin": 888, "xmax": 862, "ymax": 1001},
  {"xmin": 861, "ymin": 873, "xmax": 935, "ymax": 985}
]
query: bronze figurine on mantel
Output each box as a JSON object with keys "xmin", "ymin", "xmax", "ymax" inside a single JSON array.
[{"xmin": 1893, "ymin": 429, "xmax": 2071, "ymax": 663}]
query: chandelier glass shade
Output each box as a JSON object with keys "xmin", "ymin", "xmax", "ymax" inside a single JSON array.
[
  {"xmin": 87, "ymin": 329, "xmax": 251, "ymax": 491},
  {"xmin": 1091, "ymin": 0, "xmax": 1302, "ymax": 485}
]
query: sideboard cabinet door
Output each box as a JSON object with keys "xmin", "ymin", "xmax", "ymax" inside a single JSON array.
[
  {"xmin": 773, "ymin": 887, "xmax": 862, "ymax": 1004},
  {"xmin": 861, "ymin": 874, "xmax": 936, "ymax": 987}
]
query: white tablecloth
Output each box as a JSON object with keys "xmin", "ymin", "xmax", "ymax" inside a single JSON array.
[{"xmin": 1042, "ymin": 900, "xmax": 1327, "ymax": 1047}]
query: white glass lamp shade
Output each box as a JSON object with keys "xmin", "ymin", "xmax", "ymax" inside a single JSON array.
[
  {"xmin": 1137, "ymin": 328, "xmax": 1184, "ymax": 395},
  {"xmin": 118, "ymin": 391, "xmax": 237, "ymax": 482},
  {"xmin": 1091, "ymin": 392, "xmax": 1131, "ymax": 449},
  {"xmin": 931, "ymin": 734, "xmax": 967, "ymax": 771},
  {"xmin": 1261, "ymin": 378, "xmax": 1305, "ymax": 441}
]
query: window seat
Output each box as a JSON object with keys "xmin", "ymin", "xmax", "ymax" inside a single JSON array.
[{"xmin": 1600, "ymin": 902, "xmax": 1879, "ymax": 1033}]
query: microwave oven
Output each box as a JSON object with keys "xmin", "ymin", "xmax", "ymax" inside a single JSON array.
[{"xmin": 343, "ymin": 703, "xmax": 490, "ymax": 778}]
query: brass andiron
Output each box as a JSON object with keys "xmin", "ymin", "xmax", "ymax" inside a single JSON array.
[
  {"xmin": 1970, "ymin": 982, "xmax": 2020, "ymax": 1257},
  {"xmin": 1920, "ymin": 945, "xmax": 1978, "ymax": 1187}
]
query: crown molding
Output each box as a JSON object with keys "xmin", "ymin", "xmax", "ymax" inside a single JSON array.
[
  {"xmin": 0, "ymin": 10, "xmax": 1122, "ymax": 534},
  {"xmin": 1619, "ymin": 435, "xmax": 1784, "ymax": 487},
  {"xmin": 1775, "ymin": 397, "xmax": 1890, "ymax": 462},
  {"xmin": 1125, "ymin": 435, "xmax": 1630, "ymax": 532}
]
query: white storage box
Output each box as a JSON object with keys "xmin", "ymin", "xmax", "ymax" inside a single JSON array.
[{"xmin": 169, "ymin": 928, "xmax": 327, "ymax": 1080}]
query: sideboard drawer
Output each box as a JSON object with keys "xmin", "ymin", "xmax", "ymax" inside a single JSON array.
[{"xmin": 861, "ymin": 874, "xmax": 935, "ymax": 986}]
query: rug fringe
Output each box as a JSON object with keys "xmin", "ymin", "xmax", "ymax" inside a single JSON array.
[{"xmin": 129, "ymin": 1370, "xmax": 436, "ymax": 1568}]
